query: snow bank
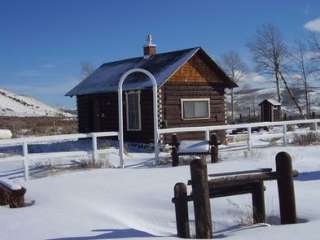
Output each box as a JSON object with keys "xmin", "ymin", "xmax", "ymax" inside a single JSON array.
[
  {"xmin": 0, "ymin": 145, "xmax": 320, "ymax": 239},
  {"xmin": 0, "ymin": 129, "xmax": 12, "ymax": 139},
  {"xmin": 0, "ymin": 128, "xmax": 320, "ymax": 239}
]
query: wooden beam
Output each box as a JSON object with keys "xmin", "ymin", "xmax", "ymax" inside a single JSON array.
[
  {"xmin": 206, "ymin": 170, "xmax": 298, "ymax": 189},
  {"xmin": 208, "ymin": 168, "xmax": 272, "ymax": 178}
]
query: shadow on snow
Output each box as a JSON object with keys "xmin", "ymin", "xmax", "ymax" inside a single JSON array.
[
  {"xmin": 295, "ymin": 171, "xmax": 320, "ymax": 181},
  {"xmin": 48, "ymin": 228, "xmax": 157, "ymax": 240}
]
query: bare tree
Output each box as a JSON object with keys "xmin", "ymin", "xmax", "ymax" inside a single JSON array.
[
  {"xmin": 81, "ymin": 62, "xmax": 95, "ymax": 79},
  {"xmin": 247, "ymin": 24, "xmax": 303, "ymax": 116},
  {"xmin": 291, "ymin": 40, "xmax": 314, "ymax": 117},
  {"xmin": 220, "ymin": 51, "xmax": 247, "ymax": 122},
  {"xmin": 310, "ymin": 34, "xmax": 320, "ymax": 57},
  {"xmin": 309, "ymin": 33, "xmax": 320, "ymax": 72}
]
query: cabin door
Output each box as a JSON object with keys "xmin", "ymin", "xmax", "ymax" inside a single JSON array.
[{"xmin": 92, "ymin": 99, "xmax": 101, "ymax": 131}]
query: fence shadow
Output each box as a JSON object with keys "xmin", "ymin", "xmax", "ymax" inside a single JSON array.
[
  {"xmin": 48, "ymin": 228, "xmax": 156, "ymax": 240},
  {"xmin": 295, "ymin": 171, "xmax": 320, "ymax": 181}
]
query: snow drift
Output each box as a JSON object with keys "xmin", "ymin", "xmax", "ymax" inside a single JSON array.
[{"xmin": 0, "ymin": 129, "xmax": 12, "ymax": 139}]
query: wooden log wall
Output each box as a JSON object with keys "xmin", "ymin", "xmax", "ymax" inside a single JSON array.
[
  {"xmin": 161, "ymin": 84, "xmax": 226, "ymax": 142},
  {"xmin": 161, "ymin": 51, "xmax": 228, "ymax": 142},
  {"xmin": 76, "ymin": 51, "xmax": 231, "ymax": 143},
  {"xmin": 77, "ymin": 90, "xmax": 155, "ymax": 143}
]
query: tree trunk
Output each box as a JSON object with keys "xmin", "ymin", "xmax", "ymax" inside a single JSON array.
[
  {"xmin": 279, "ymin": 72, "xmax": 304, "ymax": 116},
  {"xmin": 275, "ymin": 72, "xmax": 281, "ymax": 103},
  {"xmin": 301, "ymin": 62, "xmax": 310, "ymax": 117},
  {"xmin": 231, "ymin": 89, "xmax": 234, "ymax": 122}
]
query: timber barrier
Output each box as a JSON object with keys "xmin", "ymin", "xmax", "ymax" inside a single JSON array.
[{"xmin": 172, "ymin": 152, "xmax": 298, "ymax": 238}]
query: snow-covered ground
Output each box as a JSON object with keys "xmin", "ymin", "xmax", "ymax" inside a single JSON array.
[
  {"xmin": 0, "ymin": 129, "xmax": 320, "ymax": 239},
  {"xmin": 0, "ymin": 88, "xmax": 73, "ymax": 117}
]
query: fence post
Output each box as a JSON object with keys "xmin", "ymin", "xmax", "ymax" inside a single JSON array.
[
  {"xmin": 205, "ymin": 130, "xmax": 210, "ymax": 141},
  {"xmin": 276, "ymin": 152, "xmax": 297, "ymax": 224},
  {"xmin": 210, "ymin": 134, "xmax": 218, "ymax": 163},
  {"xmin": 283, "ymin": 124, "xmax": 287, "ymax": 145},
  {"xmin": 91, "ymin": 133, "xmax": 98, "ymax": 166},
  {"xmin": 252, "ymin": 181, "xmax": 266, "ymax": 223},
  {"xmin": 314, "ymin": 121, "xmax": 318, "ymax": 132},
  {"xmin": 190, "ymin": 158, "xmax": 213, "ymax": 238},
  {"xmin": 22, "ymin": 142, "xmax": 29, "ymax": 181},
  {"xmin": 173, "ymin": 183, "xmax": 190, "ymax": 238},
  {"xmin": 247, "ymin": 127, "xmax": 252, "ymax": 151},
  {"xmin": 171, "ymin": 134, "xmax": 179, "ymax": 167}
]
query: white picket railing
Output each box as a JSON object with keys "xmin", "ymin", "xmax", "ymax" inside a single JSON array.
[
  {"xmin": 159, "ymin": 119, "xmax": 320, "ymax": 151},
  {"xmin": 1, "ymin": 119, "xmax": 319, "ymax": 181},
  {"xmin": 0, "ymin": 131, "xmax": 118, "ymax": 181}
]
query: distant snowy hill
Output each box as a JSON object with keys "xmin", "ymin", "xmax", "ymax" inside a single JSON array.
[
  {"xmin": 229, "ymin": 86, "xmax": 320, "ymax": 116},
  {"xmin": 0, "ymin": 88, "xmax": 73, "ymax": 117}
]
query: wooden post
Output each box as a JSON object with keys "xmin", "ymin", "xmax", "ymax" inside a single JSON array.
[
  {"xmin": 247, "ymin": 127, "xmax": 252, "ymax": 151},
  {"xmin": 210, "ymin": 134, "xmax": 218, "ymax": 163},
  {"xmin": 173, "ymin": 183, "xmax": 190, "ymax": 238},
  {"xmin": 171, "ymin": 134, "xmax": 179, "ymax": 167},
  {"xmin": 92, "ymin": 133, "xmax": 98, "ymax": 166},
  {"xmin": 252, "ymin": 181, "xmax": 266, "ymax": 223},
  {"xmin": 205, "ymin": 130, "xmax": 210, "ymax": 141},
  {"xmin": 22, "ymin": 142, "xmax": 29, "ymax": 181},
  {"xmin": 283, "ymin": 124, "xmax": 287, "ymax": 145},
  {"xmin": 276, "ymin": 152, "xmax": 297, "ymax": 224},
  {"xmin": 190, "ymin": 158, "xmax": 213, "ymax": 238}
]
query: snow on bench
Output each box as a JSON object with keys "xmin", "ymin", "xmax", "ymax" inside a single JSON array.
[
  {"xmin": 0, "ymin": 179, "xmax": 22, "ymax": 191},
  {"xmin": 0, "ymin": 178, "xmax": 26, "ymax": 208},
  {"xmin": 178, "ymin": 140, "xmax": 210, "ymax": 154},
  {"xmin": 171, "ymin": 134, "xmax": 220, "ymax": 166}
]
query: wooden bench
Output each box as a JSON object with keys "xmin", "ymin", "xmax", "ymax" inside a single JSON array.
[
  {"xmin": 170, "ymin": 134, "xmax": 220, "ymax": 166},
  {"xmin": 0, "ymin": 180, "xmax": 26, "ymax": 208},
  {"xmin": 172, "ymin": 152, "xmax": 299, "ymax": 238}
]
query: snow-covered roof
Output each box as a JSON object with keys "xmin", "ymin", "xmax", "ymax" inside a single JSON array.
[
  {"xmin": 66, "ymin": 47, "xmax": 236, "ymax": 96},
  {"xmin": 259, "ymin": 99, "xmax": 281, "ymax": 106}
]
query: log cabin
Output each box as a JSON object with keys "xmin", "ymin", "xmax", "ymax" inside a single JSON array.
[{"xmin": 66, "ymin": 36, "xmax": 237, "ymax": 143}]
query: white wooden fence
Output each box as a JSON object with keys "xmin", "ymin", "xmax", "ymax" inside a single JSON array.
[
  {"xmin": 0, "ymin": 119, "xmax": 319, "ymax": 181},
  {"xmin": 0, "ymin": 132, "xmax": 118, "ymax": 181},
  {"xmin": 159, "ymin": 119, "xmax": 320, "ymax": 151}
]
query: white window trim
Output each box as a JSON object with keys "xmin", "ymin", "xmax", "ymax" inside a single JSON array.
[
  {"xmin": 125, "ymin": 91, "xmax": 142, "ymax": 131},
  {"xmin": 181, "ymin": 98, "xmax": 210, "ymax": 120}
]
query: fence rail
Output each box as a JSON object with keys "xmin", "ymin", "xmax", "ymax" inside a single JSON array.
[
  {"xmin": 0, "ymin": 131, "xmax": 118, "ymax": 181},
  {"xmin": 0, "ymin": 119, "xmax": 319, "ymax": 182},
  {"xmin": 159, "ymin": 119, "xmax": 320, "ymax": 151}
]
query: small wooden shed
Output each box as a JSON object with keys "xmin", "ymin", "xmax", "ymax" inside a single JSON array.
[
  {"xmin": 259, "ymin": 99, "xmax": 281, "ymax": 122},
  {"xmin": 66, "ymin": 37, "xmax": 237, "ymax": 143}
]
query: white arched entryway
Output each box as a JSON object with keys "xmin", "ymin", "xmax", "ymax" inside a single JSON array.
[{"xmin": 118, "ymin": 68, "xmax": 159, "ymax": 168}]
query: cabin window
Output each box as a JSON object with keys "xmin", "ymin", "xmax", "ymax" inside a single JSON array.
[
  {"xmin": 181, "ymin": 98, "xmax": 210, "ymax": 120},
  {"xmin": 126, "ymin": 91, "xmax": 141, "ymax": 131}
]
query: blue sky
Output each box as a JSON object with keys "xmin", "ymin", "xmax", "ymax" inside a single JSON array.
[{"xmin": 0, "ymin": 0, "xmax": 319, "ymax": 108}]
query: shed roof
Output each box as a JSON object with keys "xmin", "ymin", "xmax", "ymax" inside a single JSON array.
[
  {"xmin": 259, "ymin": 99, "xmax": 281, "ymax": 106},
  {"xmin": 66, "ymin": 47, "xmax": 236, "ymax": 96}
]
